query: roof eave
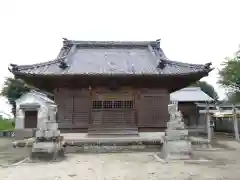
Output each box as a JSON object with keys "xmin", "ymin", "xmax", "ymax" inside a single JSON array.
[{"xmin": 12, "ymin": 69, "xmax": 211, "ymax": 78}]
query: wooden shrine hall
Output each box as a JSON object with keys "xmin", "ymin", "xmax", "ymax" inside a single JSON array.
[{"xmin": 9, "ymin": 39, "xmax": 213, "ymax": 135}]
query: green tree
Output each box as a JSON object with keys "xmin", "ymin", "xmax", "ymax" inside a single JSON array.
[
  {"xmin": 219, "ymin": 57, "xmax": 240, "ymax": 91},
  {"xmin": 192, "ymin": 81, "xmax": 219, "ymax": 100},
  {"xmin": 0, "ymin": 77, "xmax": 30, "ymax": 116},
  {"xmin": 219, "ymin": 56, "xmax": 240, "ymax": 103},
  {"xmin": 226, "ymin": 92, "xmax": 240, "ymax": 103}
]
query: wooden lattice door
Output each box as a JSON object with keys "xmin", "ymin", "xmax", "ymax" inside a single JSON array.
[{"xmin": 91, "ymin": 91, "xmax": 135, "ymax": 127}]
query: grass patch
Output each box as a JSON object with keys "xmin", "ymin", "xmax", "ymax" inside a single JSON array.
[{"xmin": 0, "ymin": 120, "xmax": 14, "ymax": 131}]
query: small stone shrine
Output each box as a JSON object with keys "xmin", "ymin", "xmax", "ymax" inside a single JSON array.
[
  {"xmin": 31, "ymin": 104, "xmax": 65, "ymax": 160},
  {"xmin": 161, "ymin": 103, "xmax": 192, "ymax": 160}
]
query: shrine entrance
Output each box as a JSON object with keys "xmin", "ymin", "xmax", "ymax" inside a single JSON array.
[{"xmin": 89, "ymin": 91, "xmax": 138, "ymax": 135}]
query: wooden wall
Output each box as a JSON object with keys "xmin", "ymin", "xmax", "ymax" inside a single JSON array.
[
  {"xmin": 54, "ymin": 87, "xmax": 169, "ymax": 132},
  {"xmin": 54, "ymin": 88, "xmax": 91, "ymax": 131},
  {"xmin": 136, "ymin": 89, "xmax": 169, "ymax": 131}
]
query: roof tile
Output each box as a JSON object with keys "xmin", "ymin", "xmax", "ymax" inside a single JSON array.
[{"xmin": 11, "ymin": 40, "xmax": 212, "ymax": 76}]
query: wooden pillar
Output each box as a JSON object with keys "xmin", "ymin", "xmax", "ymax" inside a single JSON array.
[{"xmin": 233, "ymin": 106, "xmax": 239, "ymax": 141}]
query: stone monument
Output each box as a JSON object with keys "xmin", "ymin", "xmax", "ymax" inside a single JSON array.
[
  {"xmin": 31, "ymin": 104, "xmax": 65, "ymax": 160},
  {"xmin": 161, "ymin": 103, "xmax": 192, "ymax": 160}
]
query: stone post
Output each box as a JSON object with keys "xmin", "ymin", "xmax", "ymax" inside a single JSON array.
[
  {"xmin": 233, "ymin": 106, "xmax": 239, "ymax": 141},
  {"xmin": 206, "ymin": 104, "xmax": 212, "ymax": 143}
]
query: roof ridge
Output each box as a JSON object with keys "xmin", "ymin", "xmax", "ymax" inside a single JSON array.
[
  {"xmin": 164, "ymin": 59, "xmax": 208, "ymax": 68},
  {"xmin": 30, "ymin": 90, "xmax": 48, "ymax": 97},
  {"xmin": 14, "ymin": 57, "xmax": 65, "ymax": 70},
  {"xmin": 151, "ymin": 47, "xmax": 209, "ymax": 69},
  {"xmin": 62, "ymin": 39, "xmax": 158, "ymax": 46},
  {"xmin": 30, "ymin": 91, "xmax": 54, "ymax": 103}
]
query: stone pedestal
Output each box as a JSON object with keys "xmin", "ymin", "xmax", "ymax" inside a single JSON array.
[
  {"xmin": 31, "ymin": 105, "xmax": 65, "ymax": 160},
  {"xmin": 162, "ymin": 104, "xmax": 192, "ymax": 160},
  {"xmin": 162, "ymin": 140, "xmax": 192, "ymax": 160},
  {"xmin": 31, "ymin": 139, "xmax": 64, "ymax": 160}
]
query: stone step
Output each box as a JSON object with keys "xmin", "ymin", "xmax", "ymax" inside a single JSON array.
[
  {"xmin": 88, "ymin": 127, "xmax": 139, "ymax": 136},
  {"xmin": 88, "ymin": 131, "xmax": 139, "ymax": 136},
  {"xmin": 65, "ymin": 142, "xmax": 162, "ymax": 153},
  {"xmin": 88, "ymin": 127, "xmax": 138, "ymax": 130}
]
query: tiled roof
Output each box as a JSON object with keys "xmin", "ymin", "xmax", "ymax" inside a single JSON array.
[
  {"xmin": 29, "ymin": 90, "xmax": 54, "ymax": 104},
  {"xmin": 16, "ymin": 90, "xmax": 54, "ymax": 104},
  {"xmin": 170, "ymin": 87, "xmax": 214, "ymax": 102},
  {"xmin": 10, "ymin": 39, "xmax": 213, "ymax": 76}
]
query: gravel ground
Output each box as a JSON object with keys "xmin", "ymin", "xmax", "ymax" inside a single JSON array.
[
  {"xmin": 0, "ymin": 138, "xmax": 30, "ymax": 166},
  {"xmin": 0, "ymin": 137, "xmax": 240, "ymax": 180}
]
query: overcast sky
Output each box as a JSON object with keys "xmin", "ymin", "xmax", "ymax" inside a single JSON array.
[{"xmin": 0, "ymin": 0, "xmax": 240, "ymax": 115}]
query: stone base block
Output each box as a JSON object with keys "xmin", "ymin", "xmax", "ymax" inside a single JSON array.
[
  {"xmin": 167, "ymin": 121, "xmax": 185, "ymax": 130},
  {"xmin": 166, "ymin": 129, "xmax": 188, "ymax": 135},
  {"xmin": 36, "ymin": 130, "xmax": 44, "ymax": 138},
  {"xmin": 45, "ymin": 130, "xmax": 61, "ymax": 139},
  {"xmin": 164, "ymin": 140, "xmax": 191, "ymax": 153},
  {"xmin": 161, "ymin": 153, "xmax": 191, "ymax": 160},
  {"xmin": 44, "ymin": 130, "xmax": 54, "ymax": 139},
  {"xmin": 46, "ymin": 122, "xmax": 58, "ymax": 131},
  {"xmin": 36, "ymin": 130, "xmax": 61, "ymax": 139},
  {"xmin": 165, "ymin": 135, "xmax": 187, "ymax": 141},
  {"xmin": 162, "ymin": 140, "xmax": 192, "ymax": 160},
  {"xmin": 32, "ymin": 142, "xmax": 56, "ymax": 153},
  {"xmin": 31, "ymin": 142, "xmax": 65, "ymax": 160},
  {"xmin": 165, "ymin": 130, "xmax": 188, "ymax": 140},
  {"xmin": 53, "ymin": 130, "xmax": 60, "ymax": 137},
  {"xmin": 31, "ymin": 149, "xmax": 64, "ymax": 161}
]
